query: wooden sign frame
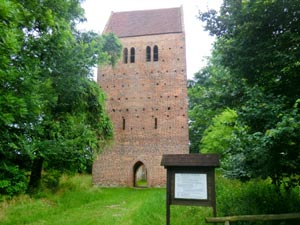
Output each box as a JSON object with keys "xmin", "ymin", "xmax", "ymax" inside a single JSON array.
[{"xmin": 161, "ymin": 154, "xmax": 220, "ymax": 225}]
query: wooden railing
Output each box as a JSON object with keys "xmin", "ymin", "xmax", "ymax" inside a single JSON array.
[{"xmin": 206, "ymin": 213, "xmax": 300, "ymax": 225}]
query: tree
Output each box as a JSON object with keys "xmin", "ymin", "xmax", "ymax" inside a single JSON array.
[
  {"xmin": 196, "ymin": 0, "xmax": 300, "ymax": 190},
  {"xmin": 201, "ymin": 108, "xmax": 238, "ymax": 156},
  {"xmin": 188, "ymin": 50, "xmax": 245, "ymax": 153},
  {"xmin": 0, "ymin": 0, "xmax": 122, "ymax": 195},
  {"xmin": 0, "ymin": 0, "xmax": 45, "ymax": 195}
]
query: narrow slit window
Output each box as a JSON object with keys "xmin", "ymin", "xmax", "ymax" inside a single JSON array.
[
  {"xmin": 154, "ymin": 118, "xmax": 158, "ymax": 129},
  {"xmin": 122, "ymin": 118, "xmax": 126, "ymax": 130},
  {"xmin": 146, "ymin": 46, "xmax": 151, "ymax": 62},
  {"xmin": 123, "ymin": 48, "xmax": 128, "ymax": 64},
  {"xmin": 153, "ymin": 45, "xmax": 159, "ymax": 61},
  {"xmin": 130, "ymin": 47, "xmax": 135, "ymax": 63}
]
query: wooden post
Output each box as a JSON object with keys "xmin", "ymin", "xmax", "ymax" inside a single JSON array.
[
  {"xmin": 166, "ymin": 197, "xmax": 170, "ymax": 225},
  {"xmin": 212, "ymin": 171, "xmax": 217, "ymax": 217},
  {"xmin": 166, "ymin": 170, "xmax": 171, "ymax": 225}
]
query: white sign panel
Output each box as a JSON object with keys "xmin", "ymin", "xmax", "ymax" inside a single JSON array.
[{"xmin": 175, "ymin": 173, "xmax": 207, "ymax": 200}]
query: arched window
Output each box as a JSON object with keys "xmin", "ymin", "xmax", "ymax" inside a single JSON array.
[
  {"xmin": 123, "ymin": 48, "xmax": 128, "ymax": 64},
  {"xmin": 146, "ymin": 46, "xmax": 151, "ymax": 62},
  {"xmin": 153, "ymin": 45, "xmax": 159, "ymax": 61},
  {"xmin": 130, "ymin": 47, "xmax": 135, "ymax": 63}
]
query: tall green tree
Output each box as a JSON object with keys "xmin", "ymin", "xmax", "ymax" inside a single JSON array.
[
  {"xmin": 188, "ymin": 51, "xmax": 244, "ymax": 153},
  {"xmin": 195, "ymin": 0, "xmax": 300, "ymax": 190},
  {"xmin": 0, "ymin": 0, "xmax": 122, "ymax": 195},
  {"xmin": 0, "ymin": 0, "xmax": 49, "ymax": 195}
]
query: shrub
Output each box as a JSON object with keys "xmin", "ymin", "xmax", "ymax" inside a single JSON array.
[
  {"xmin": 41, "ymin": 170, "xmax": 61, "ymax": 192},
  {"xmin": 0, "ymin": 164, "xmax": 27, "ymax": 197},
  {"xmin": 216, "ymin": 176, "xmax": 300, "ymax": 225}
]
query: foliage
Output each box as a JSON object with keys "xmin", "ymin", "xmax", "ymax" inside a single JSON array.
[
  {"xmin": 0, "ymin": 165, "xmax": 27, "ymax": 196},
  {"xmin": 41, "ymin": 170, "xmax": 62, "ymax": 192},
  {"xmin": 188, "ymin": 53, "xmax": 245, "ymax": 153},
  {"xmin": 192, "ymin": 0, "xmax": 300, "ymax": 190},
  {"xmin": 200, "ymin": 0, "xmax": 300, "ymax": 100},
  {"xmin": 217, "ymin": 176, "xmax": 300, "ymax": 225},
  {"xmin": 226, "ymin": 99, "xmax": 300, "ymax": 189},
  {"xmin": 200, "ymin": 108, "xmax": 238, "ymax": 156},
  {"xmin": 0, "ymin": 0, "xmax": 122, "ymax": 195}
]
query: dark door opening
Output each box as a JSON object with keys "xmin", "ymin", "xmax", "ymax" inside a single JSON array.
[{"xmin": 133, "ymin": 161, "xmax": 147, "ymax": 187}]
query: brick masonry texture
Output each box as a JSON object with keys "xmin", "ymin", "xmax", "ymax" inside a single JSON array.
[{"xmin": 92, "ymin": 14, "xmax": 189, "ymax": 187}]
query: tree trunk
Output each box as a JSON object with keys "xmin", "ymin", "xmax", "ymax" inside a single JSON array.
[{"xmin": 27, "ymin": 156, "xmax": 44, "ymax": 193}]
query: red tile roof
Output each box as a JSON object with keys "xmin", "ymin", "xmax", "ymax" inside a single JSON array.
[{"xmin": 103, "ymin": 7, "xmax": 184, "ymax": 37}]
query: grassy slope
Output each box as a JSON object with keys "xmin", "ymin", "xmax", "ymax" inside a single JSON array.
[
  {"xmin": 0, "ymin": 175, "xmax": 213, "ymax": 225},
  {"xmin": 2, "ymin": 174, "xmax": 299, "ymax": 225}
]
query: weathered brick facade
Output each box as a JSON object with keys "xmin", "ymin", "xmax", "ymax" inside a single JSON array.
[{"xmin": 92, "ymin": 7, "xmax": 189, "ymax": 187}]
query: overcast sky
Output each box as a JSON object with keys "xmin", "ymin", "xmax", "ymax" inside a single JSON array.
[{"xmin": 79, "ymin": 0, "xmax": 223, "ymax": 79}]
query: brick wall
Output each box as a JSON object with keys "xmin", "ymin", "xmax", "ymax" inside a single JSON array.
[{"xmin": 92, "ymin": 32, "xmax": 189, "ymax": 187}]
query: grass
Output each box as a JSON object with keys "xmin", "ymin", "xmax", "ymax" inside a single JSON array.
[
  {"xmin": 135, "ymin": 179, "xmax": 147, "ymax": 187},
  {"xmin": 1, "ymin": 174, "xmax": 300, "ymax": 225},
  {"xmin": 0, "ymin": 174, "xmax": 213, "ymax": 225}
]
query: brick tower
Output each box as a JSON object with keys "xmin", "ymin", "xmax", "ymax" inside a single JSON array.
[{"xmin": 92, "ymin": 7, "xmax": 189, "ymax": 187}]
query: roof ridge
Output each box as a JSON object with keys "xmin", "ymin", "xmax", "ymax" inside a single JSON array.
[{"xmin": 110, "ymin": 6, "xmax": 181, "ymax": 15}]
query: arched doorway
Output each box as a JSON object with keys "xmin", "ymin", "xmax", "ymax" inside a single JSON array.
[{"xmin": 133, "ymin": 161, "xmax": 147, "ymax": 187}]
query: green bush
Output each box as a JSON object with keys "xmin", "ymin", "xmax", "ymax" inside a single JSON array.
[
  {"xmin": 0, "ymin": 164, "xmax": 27, "ymax": 197},
  {"xmin": 41, "ymin": 170, "xmax": 62, "ymax": 192},
  {"xmin": 216, "ymin": 175, "xmax": 300, "ymax": 225}
]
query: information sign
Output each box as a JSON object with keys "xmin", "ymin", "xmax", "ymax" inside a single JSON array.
[
  {"xmin": 175, "ymin": 173, "xmax": 207, "ymax": 200},
  {"xmin": 161, "ymin": 154, "xmax": 220, "ymax": 225}
]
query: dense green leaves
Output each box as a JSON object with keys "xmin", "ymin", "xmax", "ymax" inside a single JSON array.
[
  {"xmin": 0, "ymin": 0, "xmax": 121, "ymax": 195},
  {"xmin": 191, "ymin": 0, "xmax": 300, "ymax": 190},
  {"xmin": 188, "ymin": 51, "xmax": 245, "ymax": 153},
  {"xmin": 200, "ymin": 0, "xmax": 300, "ymax": 100},
  {"xmin": 201, "ymin": 108, "xmax": 238, "ymax": 156}
]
